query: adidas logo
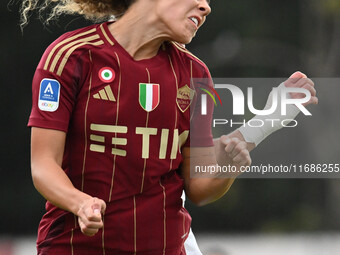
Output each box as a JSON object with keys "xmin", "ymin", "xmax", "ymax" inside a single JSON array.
[{"xmin": 93, "ymin": 85, "xmax": 116, "ymax": 102}]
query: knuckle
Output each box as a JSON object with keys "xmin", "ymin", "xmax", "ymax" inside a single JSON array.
[
  {"xmin": 304, "ymin": 84, "xmax": 313, "ymax": 91},
  {"xmin": 240, "ymin": 150, "xmax": 249, "ymax": 157},
  {"xmin": 81, "ymin": 225, "xmax": 88, "ymax": 232},
  {"xmin": 84, "ymin": 221, "xmax": 92, "ymax": 228},
  {"xmin": 233, "ymin": 144, "xmax": 240, "ymax": 151},
  {"xmin": 229, "ymin": 139, "xmax": 238, "ymax": 146},
  {"xmin": 235, "ymin": 144, "xmax": 244, "ymax": 152},
  {"xmin": 87, "ymin": 216, "xmax": 95, "ymax": 222},
  {"xmin": 231, "ymin": 137, "xmax": 239, "ymax": 142},
  {"xmin": 232, "ymin": 156, "xmax": 240, "ymax": 163},
  {"xmin": 220, "ymin": 135, "xmax": 228, "ymax": 141},
  {"xmin": 83, "ymin": 218, "xmax": 94, "ymax": 228}
]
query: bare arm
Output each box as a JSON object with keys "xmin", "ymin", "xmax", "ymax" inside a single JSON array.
[
  {"xmin": 31, "ymin": 127, "xmax": 106, "ymax": 236},
  {"xmin": 182, "ymin": 134, "xmax": 251, "ymax": 206}
]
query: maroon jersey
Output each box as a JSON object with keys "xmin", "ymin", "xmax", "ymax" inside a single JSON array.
[{"xmin": 28, "ymin": 22, "xmax": 214, "ymax": 255}]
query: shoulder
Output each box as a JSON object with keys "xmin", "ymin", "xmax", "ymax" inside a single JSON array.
[
  {"xmin": 38, "ymin": 23, "xmax": 108, "ymax": 77},
  {"xmin": 168, "ymin": 41, "xmax": 211, "ymax": 78}
]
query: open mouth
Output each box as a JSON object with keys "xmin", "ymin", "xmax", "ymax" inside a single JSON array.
[{"xmin": 189, "ymin": 17, "xmax": 199, "ymax": 27}]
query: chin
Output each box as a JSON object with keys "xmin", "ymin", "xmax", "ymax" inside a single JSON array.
[
  {"xmin": 177, "ymin": 38, "xmax": 192, "ymax": 44},
  {"xmin": 175, "ymin": 34, "xmax": 194, "ymax": 44}
]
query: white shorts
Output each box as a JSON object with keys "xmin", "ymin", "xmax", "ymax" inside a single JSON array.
[{"xmin": 184, "ymin": 228, "xmax": 203, "ymax": 255}]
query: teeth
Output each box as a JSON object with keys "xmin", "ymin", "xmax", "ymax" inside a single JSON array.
[{"xmin": 190, "ymin": 17, "xmax": 198, "ymax": 26}]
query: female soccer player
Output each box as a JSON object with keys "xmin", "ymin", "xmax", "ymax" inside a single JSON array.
[{"xmin": 23, "ymin": 0, "xmax": 317, "ymax": 254}]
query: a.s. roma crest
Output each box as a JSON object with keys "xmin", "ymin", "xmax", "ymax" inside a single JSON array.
[{"xmin": 176, "ymin": 84, "xmax": 195, "ymax": 113}]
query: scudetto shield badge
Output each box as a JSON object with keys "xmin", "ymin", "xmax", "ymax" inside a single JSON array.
[
  {"xmin": 176, "ymin": 84, "xmax": 195, "ymax": 113},
  {"xmin": 139, "ymin": 83, "xmax": 160, "ymax": 112}
]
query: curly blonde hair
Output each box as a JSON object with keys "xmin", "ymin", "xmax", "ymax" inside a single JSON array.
[{"xmin": 20, "ymin": 0, "xmax": 135, "ymax": 28}]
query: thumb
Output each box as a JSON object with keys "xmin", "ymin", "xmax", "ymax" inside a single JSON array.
[
  {"xmin": 92, "ymin": 203, "xmax": 102, "ymax": 216},
  {"xmin": 285, "ymin": 71, "xmax": 307, "ymax": 87},
  {"xmin": 289, "ymin": 71, "xmax": 307, "ymax": 80}
]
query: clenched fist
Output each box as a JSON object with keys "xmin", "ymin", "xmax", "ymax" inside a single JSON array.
[
  {"xmin": 216, "ymin": 136, "xmax": 252, "ymax": 177},
  {"xmin": 77, "ymin": 197, "xmax": 106, "ymax": 236}
]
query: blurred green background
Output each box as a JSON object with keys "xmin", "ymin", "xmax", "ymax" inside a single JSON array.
[{"xmin": 1, "ymin": 0, "xmax": 340, "ymax": 238}]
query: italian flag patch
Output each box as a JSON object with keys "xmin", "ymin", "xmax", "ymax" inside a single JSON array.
[{"xmin": 139, "ymin": 83, "xmax": 160, "ymax": 112}]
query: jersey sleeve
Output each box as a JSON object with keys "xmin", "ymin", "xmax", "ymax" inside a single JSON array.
[
  {"xmin": 187, "ymin": 65, "xmax": 214, "ymax": 147},
  {"xmin": 27, "ymin": 41, "xmax": 86, "ymax": 132}
]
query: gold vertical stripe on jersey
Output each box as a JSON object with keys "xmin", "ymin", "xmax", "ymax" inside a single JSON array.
[
  {"xmin": 139, "ymin": 68, "xmax": 151, "ymax": 194},
  {"xmin": 57, "ymin": 40, "xmax": 104, "ymax": 76},
  {"xmin": 81, "ymin": 50, "xmax": 93, "ymax": 191},
  {"xmin": 100, "ymin": 24, "xmax": 114, "ymax": 46},
  {"xmin": 168, "ymin": 55, "xmax": 179, "ymax": 171},
  {"xmin": 102, "ymin": 216, "xmax": 106, "ymax": 255},
  {"xmin": 190, "ymin": 60, "xmax": 193, "ymax": 82},
  {"xmin": 159, "ymin": 129, "xmax": 169, "ymax": 159},
  {"xmin": 70, "ymin": 214, "xmax": 77, "ymax": 255},
  {"xmin": 139, "ymin": 112, "xmax": 149, "ymax": 194},
  {"xmin": 133, "ymin": 196, "xmax": 137, "ymax": 255},
  {"xmin": 44, "ymin": 28, "xmax": 97, "ymax": 71},
  {"xmin": 168, "ymin": 55, "xmax": 179, "ymax": 91},
  {"xmin": 49, "ymin": 35, "xmax": 100, "ymax": 73},
  {"xmin": 140, "ymin": 156, "xmax": 147, "ymax": 193},
  {"xmin": 70, "ymin": 228, "xmax": 74, "ymax": 255},
  {"xmin": 159, "ymin": 180, "xmax": 167, "ymax": 255},
  {"xmin": 109, "ymin": 52, "xmax": 122, "ymax": 202},
  {"xmin": 146, "ymin": 68, "xmax": 151, "ymax": 83}
]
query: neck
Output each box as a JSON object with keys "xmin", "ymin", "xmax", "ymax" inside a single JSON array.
[{"xmin": 108, "ymin": 4, "xmax": 169, "ymax": 60}]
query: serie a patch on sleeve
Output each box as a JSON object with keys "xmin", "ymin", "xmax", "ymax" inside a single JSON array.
[{"xmin": 38, "ymin": 78, "xmax": 61, "ymax": 112}]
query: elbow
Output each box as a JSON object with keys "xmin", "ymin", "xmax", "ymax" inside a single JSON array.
[
  {"xmin": 184, "ymin": 179, "xmax": 220, "ymax": 207},
  {"xmin": 30, "ymin": 162, "xmax": 44, "ymax": 192},
  {"xmin": 185, "ymin": 180, "xmax": 231, "ymax": 207},
  {"xmin": 191, "ymin": 199, "xmax": 209, "ymax": 207},
  {"xmin": 185, "ymin": 191, "xmax": 212, "ymax": 207},
  {"xmin": 184, "ymin": 180, "xmax": 214, "ymax": 207},
  {"xmin": 31, "ymin": 166, "xmax": 40, "ymax": 191}
]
